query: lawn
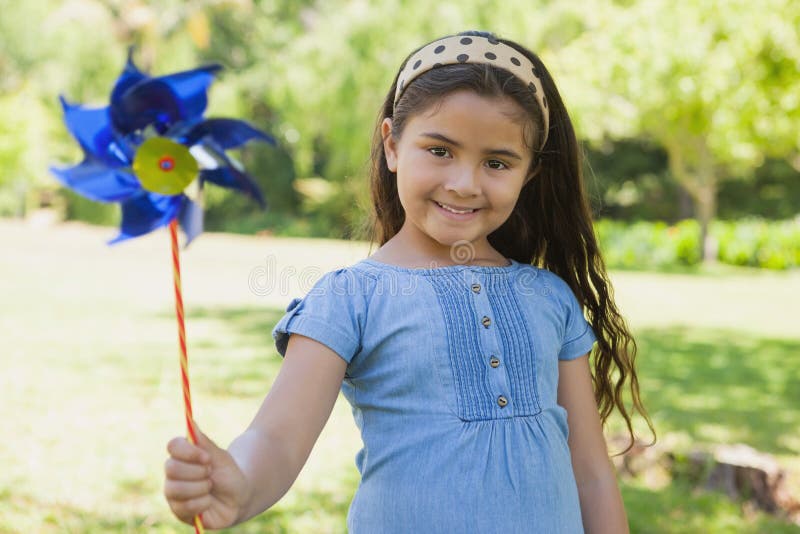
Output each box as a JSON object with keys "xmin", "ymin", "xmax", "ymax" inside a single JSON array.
[{"xmin": 1, "ymin": 219, "xmax": 798, "ymax": 533}]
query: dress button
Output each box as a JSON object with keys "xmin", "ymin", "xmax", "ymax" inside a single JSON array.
[
  {"xmin": 489, "ymin": 356, "xmax": 500, "ymax": 368},
  {"xmin": 497, "ymin": 395, "xmax": 508, "ymax": 408},
  {"xmin": 481, "ymin": 316, "xmax": 491, "ymax": 328},
  {"xmin": 471, "ymin": 283, "xmax": 481, "ymax": 294}
]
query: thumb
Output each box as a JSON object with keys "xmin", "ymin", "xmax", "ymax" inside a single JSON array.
[{"xmin": 190, "ymin": 421, "xmax": 224, "ymax": 460}]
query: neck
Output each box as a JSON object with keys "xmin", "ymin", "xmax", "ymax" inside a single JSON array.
[{"xmin": 380, "ymin": 227, "xmax": 508, "ymax": 268}]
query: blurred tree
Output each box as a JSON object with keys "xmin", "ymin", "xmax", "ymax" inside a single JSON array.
[
  {"xmin": 718, "ymin": 158, "xmax": 800, "ymax": 220},
  {"xmin": 554, "ymin": 0, "xmax": 800, "ymax": 261},
  {"xmin": 584, "ymin": 140, "xmax": 679, "ymax": 221},
  {"xmin": 3, "ymin": 0, "xmax": 799, "ymax": 241}
]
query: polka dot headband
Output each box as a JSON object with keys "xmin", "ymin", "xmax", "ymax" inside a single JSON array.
[{"xmin": 394, "ymin": 35, "xmax": 550, "ymax": 149}]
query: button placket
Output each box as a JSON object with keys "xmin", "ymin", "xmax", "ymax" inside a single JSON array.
[{"xmin": 466, "ymin": 271, "xmax": 513, "ymax": 415}]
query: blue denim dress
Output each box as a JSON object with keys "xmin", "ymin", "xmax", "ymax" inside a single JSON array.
[{"xmin": 272, "ymin": 258, "xmax": 597, "ymax": 533}]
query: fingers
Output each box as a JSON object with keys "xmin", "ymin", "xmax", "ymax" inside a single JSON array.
[
  {"xmin": 164, "ymin": 478, "xmax": 213, "ymax": 501},
  {"xmin": 165, "ymin": 457, "xmax": 211, "ymax": 481},
  {"xmin": 167, "ymin": 436, "xmax": 210, "ymax": 464},
  {"xmin": 164, "ymin": 426, "xmax": 227, "ymax": 525},
  {"xmin": 167, "ymin": 493, "xmax": 212, "ymax": 524},
  {"xmin": 164, "ymin": 477, "xmax": 213, "ymax": 523}
]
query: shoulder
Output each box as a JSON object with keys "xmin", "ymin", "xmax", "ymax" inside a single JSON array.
[
  {"xmin": 304, "ymin": 263, "xmax": 380, "ymax": 300},
  {"xmin": 273, "ymin": 264, "xmax": 377, "ymax": 361},
  {"xmin": 516, "ymin": 265, "xmax": 576, "ymax": 302}
]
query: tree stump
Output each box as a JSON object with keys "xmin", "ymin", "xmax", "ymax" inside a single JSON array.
[
  {"xmin": 608, "ymin": 436, "xmax": 800, "ymax": 525},
  {"xmin": 669, "ymin": 443, "xmax": 800, "ymax": 525}
]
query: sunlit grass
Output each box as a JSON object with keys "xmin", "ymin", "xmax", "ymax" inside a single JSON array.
[{"xmin": 1, "ymin": 220, "xmax": 799, "ymax": 533}]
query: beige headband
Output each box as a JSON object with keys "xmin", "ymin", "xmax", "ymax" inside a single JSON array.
[{"xmin": 394, "ymin": 35, "xmax": 549, "ymax": 149}]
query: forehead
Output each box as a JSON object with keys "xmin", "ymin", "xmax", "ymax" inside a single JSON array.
[{"xmin": 407, "ymin": 91, "xmax": 532, "ymax": 149}]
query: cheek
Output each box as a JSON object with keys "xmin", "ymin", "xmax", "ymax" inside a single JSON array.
[
  {"xmin": 396, "ymin": 157, "xmax": 438, "ymax": 197},
  {"xmin": 394, "ymin": 174, "xmax": 421, "ymax": 213},
  {"xmin": 489, "ymin": 181, "xmax": 525, "ymax": 208}
]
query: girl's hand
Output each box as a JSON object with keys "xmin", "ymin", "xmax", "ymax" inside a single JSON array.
[{"xmin": 164, "ymin": 425, "xmax": 250, "ymax": 529}]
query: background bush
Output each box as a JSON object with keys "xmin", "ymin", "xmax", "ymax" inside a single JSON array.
[{"xmin": 594, "ymin": 218, "xmax": 800, "ymax": 271}]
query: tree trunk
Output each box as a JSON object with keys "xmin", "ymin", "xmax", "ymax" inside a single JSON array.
[
  {"xmin": 695, "ymin": 181, "xmax": 718, "ymax": 263},
  {"xmin": 695, "ymin": 140, "xmax": 718, "ymax": 263},
  {"xmin": 677, "ymin": 185, "xmax": 694, "ymax": 220},
  {"xmin": 666, "ymin": 138, "xmax": 718, "ymax": 264}
]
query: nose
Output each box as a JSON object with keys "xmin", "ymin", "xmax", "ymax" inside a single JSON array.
[{"xmin": 444, "ymin": 165, "xmax": 481, "ymax": 197}]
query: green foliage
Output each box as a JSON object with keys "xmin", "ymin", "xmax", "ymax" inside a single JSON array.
[
  {"xmin": 596, "ymin": 219, "xmax": 699, "ymax": 270},
  {"xmin": 715, "ymin": 219, "xmax": 800, "ymax": 270},
  {"xmin": 61, "ymin": 189, "xmax": 118, "ymax": 226},
  {"xmin": 718, "ymin": 158, "xmax": 800, "ymax": 220},
  {"xmin": 2, "ymin": 0, "xmax": 799, "ymax": 244},
  {"xmin": 595, "ymin": 218, "xmax": 800, "ymax": 270},
  {"xmin": 558, "ymin": 0, "xmax": 800, "ymax": 167},
  {"xmin": 556, "ymin": 0, "xmax": 800, "ymax": 260}
]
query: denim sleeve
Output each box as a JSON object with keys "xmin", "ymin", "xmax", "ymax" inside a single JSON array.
[
  {"xmin": 271, "ymin": 268, "xmax": 366, "ymax": 364},
  {"xmin": 556, "ymin": 279, "xmax": 598, "ymax": 361}
]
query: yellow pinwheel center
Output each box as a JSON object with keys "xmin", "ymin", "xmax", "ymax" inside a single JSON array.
[{"xmin": 133, "ymin": 137, "xmax": 198, "ymax": 195}]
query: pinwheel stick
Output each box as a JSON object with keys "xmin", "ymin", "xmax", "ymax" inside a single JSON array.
[{"xmin": 169, "ymin": 219, "xmax": 205, "ymax": 534}]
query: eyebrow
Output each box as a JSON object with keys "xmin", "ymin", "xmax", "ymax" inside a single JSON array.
[{"xmin": 420, "ymin": 132, "xmax": 523, "ymax": 160}]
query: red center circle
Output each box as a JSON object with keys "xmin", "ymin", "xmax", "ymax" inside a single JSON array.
[{"xmin": 158, "ymin": 156, "xmax": 176, "ymax": 172}]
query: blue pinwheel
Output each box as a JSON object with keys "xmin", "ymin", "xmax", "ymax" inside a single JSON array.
[{"xmin": 51, "ymin": 49, "xmax": 274, "ymax": 245}]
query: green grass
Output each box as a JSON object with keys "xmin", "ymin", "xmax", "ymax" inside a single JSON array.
[{"xmin": 1, "ymin": 219, "xmax": 799, "ymax": 533}]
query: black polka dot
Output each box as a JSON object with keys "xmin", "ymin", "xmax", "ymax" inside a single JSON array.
[
  {"xmin": 543, "ymin": 95, "xmax": 548, "ymax": 108},
  {"xmin": 399, "ymin": 80, "xmax": 405, "ymax": 91},
  {"xmin": 487, "ymin": 36, "xmax": 499, "ymax": 44},
  {"xmin": 457, "ymin": 54, "xmax": 469, "ymax": 63},
  {"xmin": 413, "ymin": 59, "xmax": 422, "ymax": 70},
  {"xmin": 434, "ymin": 45, "xmax": 446, "ymax": 54},
  {"xmin": 433, "ymin": 62, "xmax": 442, "ymax": 68},
  {"xmin": 460, "ymin": 37, "xmax": 473, "ymax": 45},
  {"xmin": 510, "ymin": 57, "xmax": 521, "ymax": 66},
  {"xmin": 484, "ymin": 52, "xmax": 497, "ymax": 60},
  {"xmin": 528, "ymin": 82, "xmax": 537, "ymax": 93},
  {"xmin": 532, "ymin": 66, "xmax": 540, "ymax": 77}
]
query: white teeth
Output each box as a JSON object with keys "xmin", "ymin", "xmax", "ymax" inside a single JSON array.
[{"xmin": 436, "ymin": 201, "xmax": 475, "ymax": 214}]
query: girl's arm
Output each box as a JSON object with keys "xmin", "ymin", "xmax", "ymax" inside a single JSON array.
[
  {"xmin": 558, "ymin": 353, "xmax": 630, "ymax": 534},
  {"xmin": 164, "ymin": 332, "xmax": 347, "ymax": 528},
  {"xmin": 228, "ymin": 332, "xmax": 348, "ymax": 524}
]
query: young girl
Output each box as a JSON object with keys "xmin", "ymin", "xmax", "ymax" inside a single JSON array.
[{"xmin": 164, "ymin": 30, "xmax": 654, "ymax": 533}]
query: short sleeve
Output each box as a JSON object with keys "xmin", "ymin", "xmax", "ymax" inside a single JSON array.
[
  {"xmin": 271, "ymin": 268, "xmax": 367, "ymax": 364},
  {"xmin": 556, "ymin": 280, "xmax": 598, "ymax": 361}
]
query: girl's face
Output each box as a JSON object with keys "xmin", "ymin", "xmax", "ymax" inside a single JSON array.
[{"xmin": 382, "ymin": 90, "xmax": 534, "ymax": 262}]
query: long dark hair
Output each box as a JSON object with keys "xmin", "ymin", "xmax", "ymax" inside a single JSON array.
[{"xmin": 363, "ymin": 30, "xmax": 655, "ymax": 455}]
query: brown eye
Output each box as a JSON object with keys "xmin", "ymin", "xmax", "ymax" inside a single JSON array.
[
  {"xmin": 429, "ymin": 147, "xmax": 450, "ymax": 158},
  {"xmin": 487, "ymin": 159, "xmax": 508, "ymax": 170}
]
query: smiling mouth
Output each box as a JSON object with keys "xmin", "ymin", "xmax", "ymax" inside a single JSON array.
[{"xmin": 434, "ymin": 201, "xmax": 479, "ymax": 214}]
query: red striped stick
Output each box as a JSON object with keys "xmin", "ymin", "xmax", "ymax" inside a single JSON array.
[{"xmin": 169, "ymin": 219, "xmax": 205, "ymax": 534}]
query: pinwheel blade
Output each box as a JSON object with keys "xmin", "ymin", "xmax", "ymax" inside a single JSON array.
[
  {"xmin": 183, "ymin": 118, "xmax": 276, "ymax": 150},
  {"xmin": 158, "ymin": 64, "xmax": 222, "ymax": 121},
  {"xmin": 50, "ymin": 159, "xmax": 140, "ymax": 203},
  {"xmin": 200, "ymin": 167, "xmax": 266, "ymax": 209},
  {"xmin": 110, "ymin": 47, "xmax": 149, "ymax": 110},
  {"xmin": 59, "ymin": 98, "xmax": 128, "ymax": 167},
  {"xmin": 110, "ymin": 79, "xmax": 184, "ymax": 136},
  {"xmin": 109, "ymin": 192, "xmax": 183, "ymax": 244},
  {"xmin": 110, "ymin": 64, "xmax": 222, "ymax": 135},
  {"xmin": 179, "ymin": 197, "xmax": 204, "ymax": 247}
]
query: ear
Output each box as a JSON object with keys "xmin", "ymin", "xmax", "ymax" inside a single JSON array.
[{"xmin": 381, "ymin": 118, "xmax": 398, "ymax": 173}]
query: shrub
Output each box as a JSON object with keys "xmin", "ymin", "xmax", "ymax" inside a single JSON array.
[{"xmin": 596, "ymin": 218, "xmax": 799, "ymax": 270}]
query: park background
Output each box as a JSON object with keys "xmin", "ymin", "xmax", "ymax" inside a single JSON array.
[{"xmin": 1, "ymin": 0, "xmax": 799, "ymax": 532}]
